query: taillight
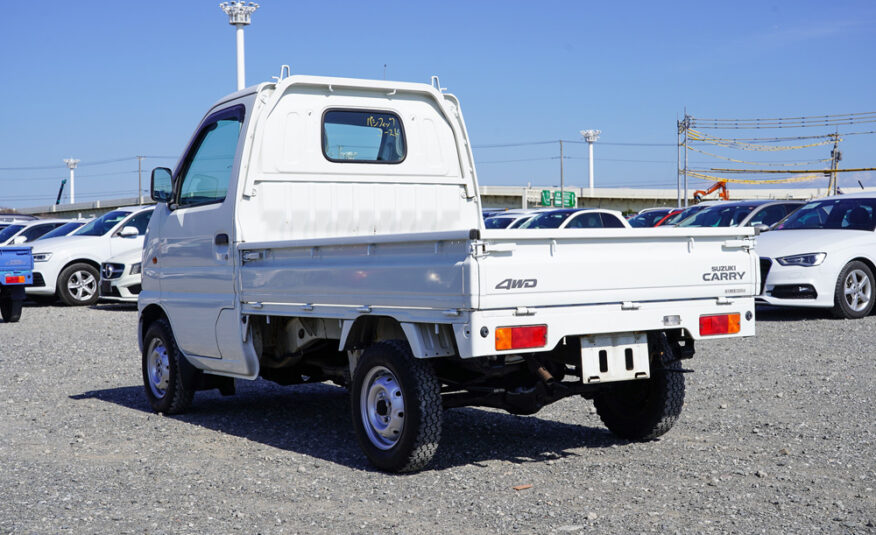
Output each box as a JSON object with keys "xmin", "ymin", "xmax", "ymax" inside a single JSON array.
[
  {"xmin": 5, "ymin": 276, "xmax": 25, "ymax": 284},
  {"xmin": 495, "ymin": 325, "xmax": 547, "ymax": 351},
  {"xmin": 699, "ymin": 313, "xmax": 741, "ymax": 336}
]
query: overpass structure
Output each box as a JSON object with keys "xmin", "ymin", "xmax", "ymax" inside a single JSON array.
[{"xmin": 13, "ymin": 186, "xmax": 871, "ymax": 219}]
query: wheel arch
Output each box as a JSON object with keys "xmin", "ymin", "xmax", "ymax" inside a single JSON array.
[
  {"xmin": 339, "ymin": 315, "xmax": 456, "ymax": 360},
  {"xmin": 340, "ymin": 315, "xmax": 407, "ymax": 353},
  {"xmin": 57, "ymin": 258, "xmax": 101, "ymax": 285},
  {"xmin": 139, "ymin": 303, "xmax": 170, "ymax": 354}
]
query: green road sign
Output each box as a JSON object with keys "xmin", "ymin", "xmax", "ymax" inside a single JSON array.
[{"xmin": 541, "ymin": 190, "xmax": 575, "ymax": 207}]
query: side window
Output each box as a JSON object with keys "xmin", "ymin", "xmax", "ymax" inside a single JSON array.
[
  {"xmin": 749, "ymin": 205, "xmax": 784, "ymax": 226},
  {"xmin": 601, "ymin": 213, "xmax": 626, "ymax": 228},
  {"xmin": 322, "ymin": 110, "xmax": 406, "ymax": 163},
  {"xmin": 122, "ymin": 211, "xmax": 154, "ymax": 235},
  {"xmin": 177, "ymin": 107, "xmax": 244, "ymax": 207},
  {"xmin": 21, "ymin": 223, "xmax": 57, "ymax": 241},
  {"xmin": 568, "ymin": 213, "xmax": 602, "ymax": 228}
]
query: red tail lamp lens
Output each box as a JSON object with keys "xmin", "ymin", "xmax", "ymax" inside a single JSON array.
[
  {"xmin": 495, "ymin": 325, "xmax": 547, "ymax": 351},
  {"xmin": 5, "ymin": 276, "xmax": 25, "ymax": 284},
  {"xmin": 699, "ymin": 313, "xmax": 741, "ymax": 336}
]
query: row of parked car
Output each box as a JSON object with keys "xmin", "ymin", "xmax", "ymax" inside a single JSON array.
[
  {"xmin": 0, "ymin": 206, "xmax": 152, "ymax": 307},
  {"xmin": 483, "ymin": 193, "xmax": 876, "ymax": 320}
]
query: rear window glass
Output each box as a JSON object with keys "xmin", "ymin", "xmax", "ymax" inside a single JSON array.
[{"xmin": 322, "ymin": 110, "xmax": 406, "ymax": 163}]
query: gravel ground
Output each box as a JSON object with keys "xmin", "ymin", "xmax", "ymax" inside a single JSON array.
[{"xmin": 0, "ymin": 302, "xmax": 874, "ymax": 534}]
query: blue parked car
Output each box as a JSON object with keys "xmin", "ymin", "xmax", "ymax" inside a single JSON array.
[{"xmin": 0, "ymin": 246, "xmax": 34, "ymax": 322}]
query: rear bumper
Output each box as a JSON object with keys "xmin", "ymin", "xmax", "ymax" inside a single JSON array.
[{"xmin": 454, "ymin": 296, "xmax": 756, "ymax": 358}]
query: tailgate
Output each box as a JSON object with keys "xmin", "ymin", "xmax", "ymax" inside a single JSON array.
[
  {"xmin": 0, "ymin": 246, "xmax": 34, "ymax": 272},
  {"xmin": 476, "ymin": 228, "xmax": 757, "ymax": 309}
]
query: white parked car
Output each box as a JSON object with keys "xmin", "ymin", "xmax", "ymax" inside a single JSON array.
[
  {"xmin": 100, "ymin": 248, "xmax": 142, "ymax": 303},
  {"xmin": 756, "ymin": 193, "xmax": 876, "ymax": 319},
  {"xmin": 519, "ymin": 208, "xmax": 630, "ymax": 229},
  {"xmin": 27, "ymin": 206, "xmax": 153, "ymax": 305},
  {"xmin": 0, "ymin": 219, "xmax": 69, "ymax": 246},
  {"xmin": 35, "ymin": 219, "xmax": 91, "ymax": 240}
]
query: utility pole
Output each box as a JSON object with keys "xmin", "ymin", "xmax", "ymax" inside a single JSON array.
[
  {"xmin": 559, "ymin": 140, "xmax": 564, "ymax": 204},
  {"xmin": 828, "ymin": 132, "xmax": 841, "ymax": 196},
  {"xmin": 682, "ymin": 110, "xmax": 690, "ymax": 207},
  {"xmin": 63, "ymin": 158, "xmax": 79, "ymax": 204},
  {"xmin": 676, "ymin": 115, "xmax": 682, "ymax": 208},
  {"xmin": 137, "ymin": 156, "xmax": 145, "ymax": 204},
  {"xmin": 220, "ymin": 2, "xmax": 259, "ymax": 91}
]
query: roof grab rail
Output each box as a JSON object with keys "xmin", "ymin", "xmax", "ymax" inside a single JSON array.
[{"xmin": 272, "ymin": 64, "xmax": 292, "ymax": 82}]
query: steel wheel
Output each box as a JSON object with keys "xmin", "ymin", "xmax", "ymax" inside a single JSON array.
[
  {"xmin": 360, "ymin": 366, "xmax": 406, "ymax": 450},
  {"xmin": 146, "ymin": 337, "xmax": 171, "ymax": 399},
  {"xmin": 842, "ymin": 268, "xmax": 871, "ymax": 312},
  {"xmin": 350, "ymin": 340, "xmax": 442, "ymax": 472},
  {"xmin": 141, "ymin": 319, "xmax": 196, "ymax": 414}
]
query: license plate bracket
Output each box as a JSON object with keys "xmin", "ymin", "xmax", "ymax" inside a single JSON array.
[{"xmin": 580, "ymin": 333, "xmax": 650, "ymax": 383}]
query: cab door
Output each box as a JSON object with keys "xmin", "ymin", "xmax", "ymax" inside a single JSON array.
[{"xmin": 159, "ymin": 104, "xmax": 245, "ymax": 361}]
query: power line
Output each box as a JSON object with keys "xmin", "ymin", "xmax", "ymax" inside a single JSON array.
[{"xmin": 690, "ymin": 111, "xmax": 876, "ymax": 129}]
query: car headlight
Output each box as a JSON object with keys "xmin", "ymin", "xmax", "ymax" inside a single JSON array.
[
  {"xmin": 130, "ymin": 262, "xmax": 142, "ymax": 275},
  {"xmin": 33, "ymin": 253, "xmax": 52, "ymax": 262},
  {"xmin": 776, "ymin": 252, "xmax": 826, "ymax": 267}
]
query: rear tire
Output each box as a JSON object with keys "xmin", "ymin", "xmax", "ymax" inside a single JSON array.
[
  {"xmin": 57, "ymin": 263, "xmax": 100, "ymax": 306},
  {"xmin": 594, "ymin": 358, "xmax": 685, "ymax": 441},
  {"xmin": 142, "ymin": 319, "xmax": 197, "ymax": 414},
  {"xmin": 831, "ymin": 261, "xmax": 874, "ymax": 319},
  {"xmin": 0, "ymin": 298, "xmax": 22, "ymax": 322},
  {"xmin": 351, "ymin": 340, "xmax": 442, "ymax": 472}
]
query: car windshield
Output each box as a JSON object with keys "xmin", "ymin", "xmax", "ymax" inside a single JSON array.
[
  {"xmin": 0, "ymin": 224, "xmax": 24, "ymax": 242},
  {"xmin": 74, "ymin": 211, "xmax": 130, "ymax": 236},
  {"xmin": 678, "ymin": 205, "xmax": 756, "ymax": 227},
  {"xmin": 508, "ymin": 216, "xmax": 533, "ymax": 228},
  {"xmin": 484, "ymin": 217, "xmax": 514, "ymax": 229},
  {"xmin": 774, "ymin": 198, "xmax": 876, "ymax": 231},
  {"xmin": 519, "ymin": 211, "xmax": 574, "ymax": 229},
  {"xmin": 628, "ymin": 210, "xmax": 669, "ymax": 227},
  {"xmin": 38, "ymin": 221, "xmax": 85, "ymax": 240}
]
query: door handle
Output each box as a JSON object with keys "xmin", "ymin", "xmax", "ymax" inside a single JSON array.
[{"xmin": 215, "ymin": 233, "xmax": 229, "ymax": 246}]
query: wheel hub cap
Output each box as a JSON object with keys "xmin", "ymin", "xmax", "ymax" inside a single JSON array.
[
  {"xmin": 360, "ymin": 366, "xmax": 405, "ymax": 450},
  {"xmin": 146, "ymin": 339, "xmax": 170, "ymax": 399}
]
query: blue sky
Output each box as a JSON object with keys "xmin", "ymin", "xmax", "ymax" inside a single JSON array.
[{"xmin": 1, "ymin": 0, "xmax": 874, "ymax": 208}]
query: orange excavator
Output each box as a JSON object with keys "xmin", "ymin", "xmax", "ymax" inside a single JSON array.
[{"xmin": 693, "ymin": 181, "xmax": 729, "ymax": 202}]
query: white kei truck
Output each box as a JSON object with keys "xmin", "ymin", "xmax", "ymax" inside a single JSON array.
[{"xmin": 139, "ymin": 74, "xmax": 757, "ymax": 472}]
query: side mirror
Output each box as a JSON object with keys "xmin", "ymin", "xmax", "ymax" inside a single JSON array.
[
  {"xmin": 118, "ymin": 226, "xmax": 139, "ymax": 238},
  {"xmin": 753, "ymin": 223, "xmax": 770, "ymax": 233},
  {"xmin": 12, "ymin": 235, "xmax": 27, "ymax": 244},
  {"xmin": 151, "ymin": 167, "xmax": 174, "ymax": 203}
]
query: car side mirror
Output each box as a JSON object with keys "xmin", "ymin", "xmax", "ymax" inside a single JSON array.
[
  {"xmin": 151, "ymin": 167, "xmax": 174, "ymax": 203},
  {"xmin": 753, "ymin": 223, "xmax": 770, "ymax": 233},
  {"xmin": 12, "ymin": 235, "xmax": 27, "ymax": 244},
  {"xmin": 118, "ymin": 226, "xmax": 139, "ymax": 238}
]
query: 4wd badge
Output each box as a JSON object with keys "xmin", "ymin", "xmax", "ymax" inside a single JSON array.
[{"xmin": 495, "ymin": 278, "xmax": 538, "ymax": 290}]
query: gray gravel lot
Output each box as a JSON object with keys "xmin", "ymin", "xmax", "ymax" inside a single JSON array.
[{"xmin": 1, "ymin": 303, "xmax": 874, "ymax": 534}]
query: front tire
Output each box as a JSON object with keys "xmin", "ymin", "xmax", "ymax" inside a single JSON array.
[
  {"xmin": 831, "ymin": 261, "xmax": 874, "ymax": 319},
  {"xmin": 351, "ymin": 340, "xmax": 442, "ymax": 472},
  {"xmin": 142, "ymin": 319, "xmax": 197, "ymax": 414},
  {"xmin": 57, "ymin": 263, "xmax": 99, "ymax": 306},
  {"xmin": 594, "ymin": 358, "xmax": 685, "ymax": 441}
]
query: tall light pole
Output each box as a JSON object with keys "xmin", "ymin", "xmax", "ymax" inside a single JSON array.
[
  {"xmin": 580, "ymin": 129, "xmax": 601, "ymax": 192},
  {"xmin": 219, "ymin": 2, "xmax": 259, "ymax": 91},
  {"xmin": 63, "ymin": 158, "xmax": 79, "ymax": 204}
]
